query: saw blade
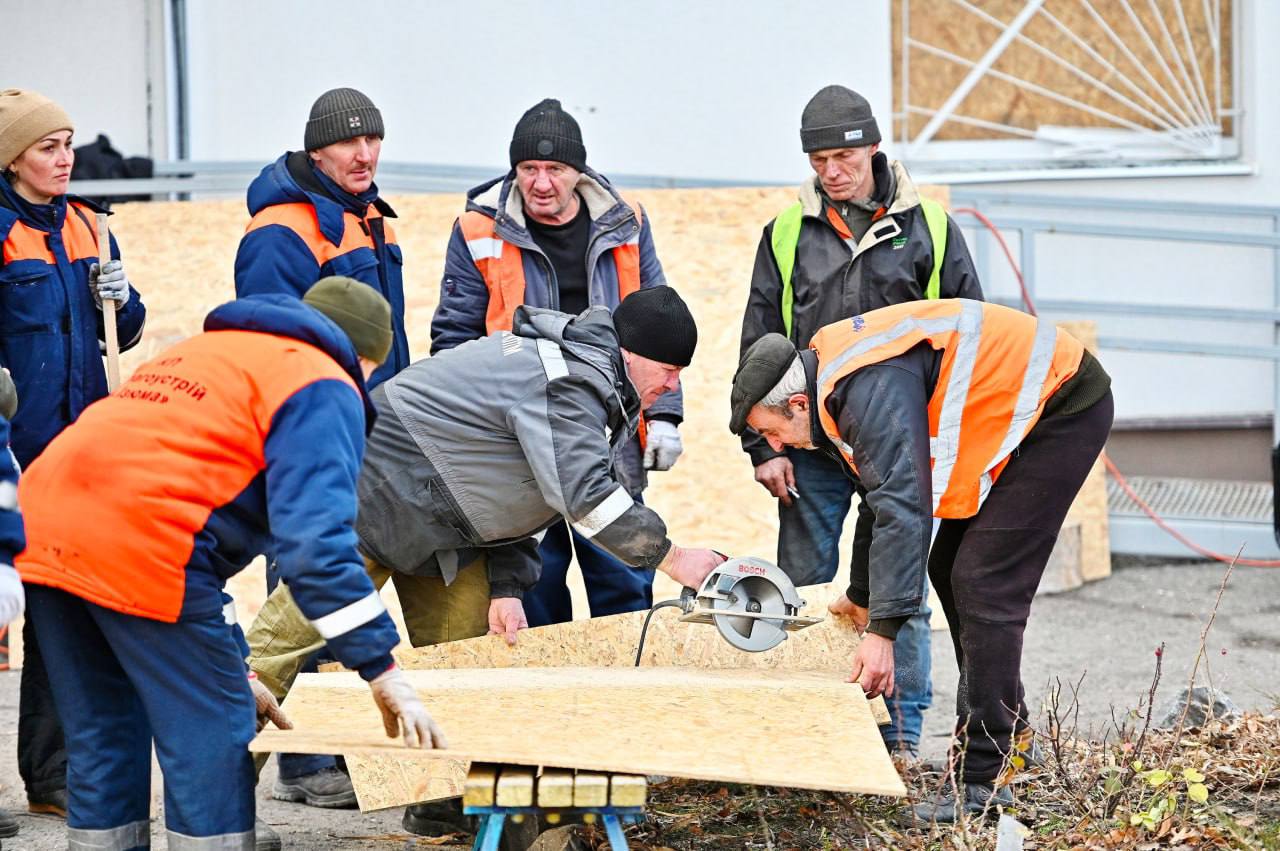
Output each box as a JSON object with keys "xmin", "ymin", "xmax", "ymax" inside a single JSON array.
[{"xmin": 711, "ymin": 574, "xmax": 789, "ymax": 652}]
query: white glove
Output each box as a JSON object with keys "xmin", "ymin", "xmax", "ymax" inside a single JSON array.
[
  {"xmin": 88, "ymin": 259, "xmax": 130, "ymax": 307},
  {"xmin": 369, "ymin": 666, "xmax": 449, "ymax": 749},
  {"xmin": 643, "ymin": 420, "xmax": 683, "ymax": 471},
  {"xmin": 0, "ymin": 566, "xmax": 24, "ymax": 625},
  {"xmin": 248, "ymin": 672, "xmax": 292, "ymax": 733}
]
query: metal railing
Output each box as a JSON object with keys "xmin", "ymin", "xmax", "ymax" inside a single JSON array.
[
  {"xmin": 951, "ymin": 190, "xmax": 1280, "ymax": 440},
  {"xmin": 67, "ymin": 159, "xmax": 776, "ymax": 199},
  {"xmin": 952, "ymin": 190, "xmax": 1280, "ymax": 559}
]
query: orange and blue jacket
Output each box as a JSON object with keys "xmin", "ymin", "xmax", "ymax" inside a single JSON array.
[
  {"xmin": 0, "ymin": 179, "xmax": 146, "ymax": 468},
  {"xmin": 16, "ymin": 295, "xmax": 398, "ymax": 680},
  {"xmin": 234, "ymin": 152, "xmax": 408, "ymax": 389},
  {"xmin": 0, "ymin": 418, "xmax": 22, "ymax": 570}
]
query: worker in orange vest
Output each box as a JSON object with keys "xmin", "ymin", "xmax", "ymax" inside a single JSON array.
[
  {"xmin": 16, "ymin": 279, "xmax": 442, "ymax": 851},
  {"xmin": 730, "ymin": 299, "xmax": 1113, "ymax": 823}
]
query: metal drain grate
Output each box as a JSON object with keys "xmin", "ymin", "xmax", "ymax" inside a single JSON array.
[{"xmin": 1108, "ymin": 476, "xmax": 1273, "ymax": 523}]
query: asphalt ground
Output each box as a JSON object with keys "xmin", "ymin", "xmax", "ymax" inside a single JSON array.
[{"xmin": 0, "ymin": 556, "xmax": 1275, "ymax": 849}]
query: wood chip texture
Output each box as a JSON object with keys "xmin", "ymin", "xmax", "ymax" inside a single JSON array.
[{"xmin": 253, "ymin": 667, "xmax": 906, "ymax": 802}]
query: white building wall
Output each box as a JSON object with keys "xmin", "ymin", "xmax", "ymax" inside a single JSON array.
[
  {"xmin": 1, "ymin": 0, "xmax": 168, "ymax": 160},
  {"xmin": 181, "ymin": 0, "xmax": 891, "ymax": 182}
]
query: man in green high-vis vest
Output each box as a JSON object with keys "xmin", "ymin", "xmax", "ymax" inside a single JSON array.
[{"xmin": 737, "ymin": 85, "xmax": 983, "ymax": 763}]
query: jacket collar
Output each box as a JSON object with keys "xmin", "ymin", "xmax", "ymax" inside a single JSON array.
[
  {"xmin": 466, "ymin": 167, "xmax": 634, "ymax": 236},
  {"xmin": 203, "ymin": 294, "xmax": 378, "ymax": 431},
  {"xmin": 801, "ymin": 347, "xmax": 841, "ymax": 459},
  {"xmin": 246, "ymin": 152, "xmax": 395, "ymax": 248},
  {"xmin": 796, "ymin": 153, "xmax": 920, "ymax": 218}
]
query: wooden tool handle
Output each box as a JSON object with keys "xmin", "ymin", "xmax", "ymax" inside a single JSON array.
[{"xmin": 95, "ymin": 213, "xmax": 122, "ymax": 392}]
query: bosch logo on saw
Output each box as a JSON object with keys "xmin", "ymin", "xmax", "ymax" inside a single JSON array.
[{"xmin": 737, "ymin": 563, "xmax": 768, "ymax": 576}]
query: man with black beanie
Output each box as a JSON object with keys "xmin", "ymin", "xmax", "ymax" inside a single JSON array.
[
  {"xmin": 431, "ymin": 98, "xmax": 685, "ymax": 640},
  {"xmin": 245, "ymin": 289, "xmax": 724, "ymax": 804},
  {"xmin": 738, "ymin": 85, "xmax": 984, "ymax": 764}
]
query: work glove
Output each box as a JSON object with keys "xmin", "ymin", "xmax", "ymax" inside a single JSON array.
[
  {"xmin": 248, "ymin": 672, "xmax": 291, "ymax": 733},
  {"xmin": 88, "ymin": 259, "xmax": 130, "ymax": 308},
  {"xmin": 369, "ymin": 665, "xmax": 448, "ymax": 749},
  {"xmin": 643, "ymin": 420, "xmax": 683, "ymax": 471},
  {"xmin": 0, "ymin": 567, "xmax": 24, "ymax": 626}
]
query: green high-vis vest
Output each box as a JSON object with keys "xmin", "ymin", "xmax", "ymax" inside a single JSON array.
[{"xmin": 770, "ymin": 197, "xmax": 948, "ymax": 338}]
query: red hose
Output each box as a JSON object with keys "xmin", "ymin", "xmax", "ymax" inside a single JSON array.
[{"xmin": 953, "ymin": 206, "xmax": 1280, "ymax": 567}]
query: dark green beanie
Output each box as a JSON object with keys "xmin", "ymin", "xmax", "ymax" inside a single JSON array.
[
  {"xmin": 303, "ymin": 276, "xmax": 393, "ymax": 364},
  {"xmin": 0, "ymin": 368, "xmax": 16, "ymax": 421}
]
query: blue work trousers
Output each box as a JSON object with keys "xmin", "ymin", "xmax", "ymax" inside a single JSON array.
[
  {"xmin": 523, "ymin": 519, "xmax": 655, "ymax": 627},
  {"xmin": 27, "ymin": 584, "xmax": 256, "ymax": 850},
  {"xmin": 777, "ymin": 448, "xmax": 933, "ymax": 750}
]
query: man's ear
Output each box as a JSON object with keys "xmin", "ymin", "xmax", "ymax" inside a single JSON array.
[{"xmin": 789, "ymin": 392, "xmax": 810, "ymax": 412}]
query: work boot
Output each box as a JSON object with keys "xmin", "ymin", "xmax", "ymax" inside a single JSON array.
[
  {"xmin": 271, "ymin": 766, "xmax": 357, "ymax": 809},
  {"xmin": 900, "ymin": 781, "xmax": 1014, "ymax": 826},
  {"xmin": 27, "ymin": 787, "xmax": 67, "ymax": 818},
  {"xmin": 0, "ymin": 807, "xmax": 17, "ymax": 838},
  {"xmin": 402, "ymin": 798, "xmax": 473, "ymax": 837},
  {"xmin": 254, "ymin": 818, "xmax": 282, "ymax": 851}
]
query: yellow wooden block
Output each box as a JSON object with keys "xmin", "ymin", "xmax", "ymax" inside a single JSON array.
[
  {"xmin": 608, "ymin": 774, "xmax": 647, "ymax": 807},
  {"xmin": 536, "ymin": 769, "xmax": 575, "ymax": 808},
  {"xmin": 573, "ymin": 771, "xmax": 609, "ymax": 807},
  {"xmin": 496, "ymin": 767, "xmax": 535, "ymax": 807},
  {"xmin": 462, "ymin": 764, "xmax": 498, "ymax": 808}
]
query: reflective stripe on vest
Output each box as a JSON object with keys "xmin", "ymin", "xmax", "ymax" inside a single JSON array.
[
  {"xmin": 810, "ymin": 299, "xmax": 1085, "ymax": 519},
  {"xmin": 458, "ymin": 204, "xmax": 644, "ymax": 334},
  {"xmin": 770, "ymin": 197, "xmax": 949, "ymax": 339}
]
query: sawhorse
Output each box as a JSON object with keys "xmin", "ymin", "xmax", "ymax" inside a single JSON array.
[{"xmin": 463, "ymin": 763, "xmax": 648, "ymax": 851}]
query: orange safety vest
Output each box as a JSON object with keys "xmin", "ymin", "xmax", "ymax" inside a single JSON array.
[
  {"xmin": 16, "ymin": 330, "xmax": 358, "ymax": 621},
  {"xmin": 810, "ymin": 299, "xmax": 1084, "ymax": 519},
  {"xmin": 2, "ymin": 201, "xmax": 101, "ymax": 265},
  {"xmin": 243, "ymin": 201, "xmax": 398, "ymax": 265},
  {"xmin": 457, "ymin": 206, "xmax": 643, "ymax": 334}
]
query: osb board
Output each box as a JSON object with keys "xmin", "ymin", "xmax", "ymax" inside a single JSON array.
[
  {"xmin": 253, "ymin": 667, "xmax": 906, "ymax": 800},
  {"xmin": 335, "ymin": 582, "xmax": 889, "ymax": 810},
  {"xmin": 1057, "ymin": 321, "xmax": 1111, "ymax": 584},
  {"xmin": 891, "ymin": 0, "xmax": 1234, "ymax": 140}
]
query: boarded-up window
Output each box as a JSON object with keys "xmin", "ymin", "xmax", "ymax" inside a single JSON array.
[{"xmin": 892, "ymin": 0, "xmax": 1236, "ymax": 169}]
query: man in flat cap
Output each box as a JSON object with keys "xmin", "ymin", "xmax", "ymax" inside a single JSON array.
[
  {"xmin": 738, "ymin": 84, "xmax": 985, "ymax": 762},
  {"xmin": 730, "ymin": 299, "xmax": 1112, "ymax": 822}
]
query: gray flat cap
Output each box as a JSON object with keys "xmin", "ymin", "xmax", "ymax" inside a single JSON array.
[{"xmin": 729, "ymin": 333, "xmax": 799, "ymax": 435}]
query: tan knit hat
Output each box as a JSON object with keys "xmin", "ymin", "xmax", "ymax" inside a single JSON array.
[{"xmin": 0, "ymin": 89, "xmax": 74, "ymax": 170}]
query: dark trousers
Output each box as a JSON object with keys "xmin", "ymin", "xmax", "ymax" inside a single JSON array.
[
  {"xmin": 28, "ymin": 584, "xmax": 256, "ymax": 847},
  {"xmin": 18, "ymin": 612, "xmax": 67, "ymax": 798},
  {"xmin": 928, "ymin": 391, "xmax": 1113, "ymax": 783},
  {"xmin": 523, "ymin": 519, "xmax": 655, "ymax": 627}
]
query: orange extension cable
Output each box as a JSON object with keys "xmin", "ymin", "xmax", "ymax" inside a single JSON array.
[{"xmin": 953, "ymin": 205, "xmax": 1280, "ymax": 567}]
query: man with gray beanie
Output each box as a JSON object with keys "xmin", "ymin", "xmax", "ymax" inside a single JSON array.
[
  {"xmin": 738, "ymin": 84, "xmax": 983, "ymax": 763},
  {"xmin": 236, "ymin": 86, "xmax": 408, "ymax": 390},
  {"xmin": 233, "ymin": 87, "xmax": 408, "ymax": 810},
  {"xmin": 247, "ymin": 287, "xmax": 725, "ymax": 837},
  {"xmin": 431, "ymin": 98, "xmax": 685, "ymax": 638}
]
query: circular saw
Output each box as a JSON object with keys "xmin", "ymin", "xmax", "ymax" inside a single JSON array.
[{"xmin": 675, "ymin": 557, "xmax": 823, "ymax": 652}]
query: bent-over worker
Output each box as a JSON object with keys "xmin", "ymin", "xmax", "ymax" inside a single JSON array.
[
  {"xmin": 248, "ymin": 285, "xmax": 725, "ymax": 715},
  {"xmin": 730, "ymin": 299, "xmax": 1112, "ymax": 823},
  {"xmin": 16, "ymin": 279, "xmax": 442, "ymax": 851}
]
